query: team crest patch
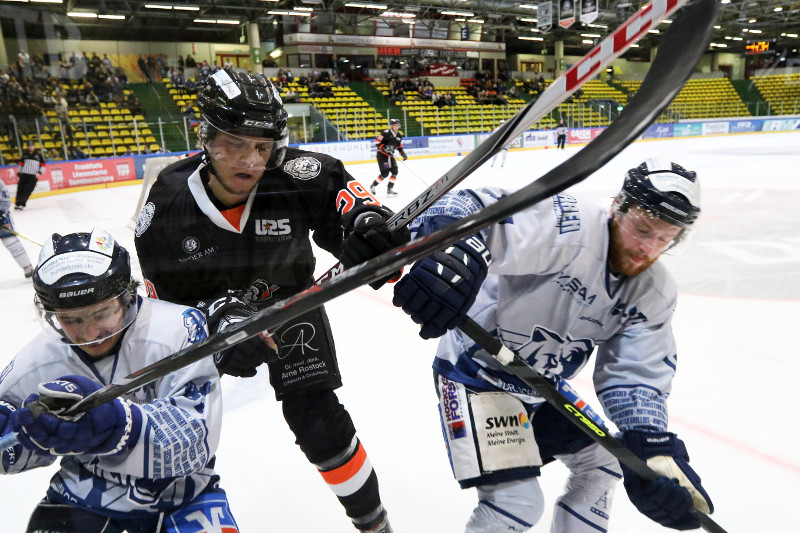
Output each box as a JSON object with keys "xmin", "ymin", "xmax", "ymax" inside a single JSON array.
[
  {"xmin": 183, "ymin": 236, "xmax": 200, "ymax": 253},
  {"xmin": 135, "ymin": 202, "xmax": 155, "ymax": 237},
  {"xmin": 284, "ymin": 157, "xmax": 322, "ymax": 180}
]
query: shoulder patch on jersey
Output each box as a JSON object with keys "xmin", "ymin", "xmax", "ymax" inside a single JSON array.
[
  {"xmin": 181, "ymin": 308, "xmax": 208, "ymax": 344},
  {"xmin": 135, "ymin": 202, "xmax": 155, "ymax": 237},
  {"xmin": 283, "ymin": 156, "xmax": 322, "ymax": 180}
]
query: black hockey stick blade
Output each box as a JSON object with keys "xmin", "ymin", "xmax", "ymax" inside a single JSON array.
[
  {"xmin": 315, "ymin": 0, "xmax": 689, "ymax": 284},
  {"xmin": 59, "ymin": 0, "xmax": 717, "ymax": 418},
  {"xmin": 457, "ymin": 317, "xmax": 728, "ymax": 533}
]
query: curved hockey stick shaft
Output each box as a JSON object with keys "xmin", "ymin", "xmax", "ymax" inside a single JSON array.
[
  {"xmin": 315, "ymin": 0, "xmax": 688, "ymax": 285},
  {"xmin": 2, "ymin": 226, "xmax": 42, "ymax": 246},
  {"xmin": 457, "ymin": 317, "xmax": 727, "ymax": 533},
  {"xmin": 4, "ymin": 0, "xmax": 715, "ymax": 429}
]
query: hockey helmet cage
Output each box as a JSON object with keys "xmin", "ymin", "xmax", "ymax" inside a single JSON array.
[
  {"xmin": 198, "ymin": 68, "xmax": 288, "ymax": 140},
  {"xmin": 33, "ymin": 228, "xmax": 133, "ymax": 310},
  {"xmin": 616, "ymin": 159, "xmax": 701, "ymax": 229},
  {"xmin": 389, "ymin": 118, "xmax": 401, "ymax": 125}
]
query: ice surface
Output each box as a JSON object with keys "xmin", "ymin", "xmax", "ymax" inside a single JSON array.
[{"xmin": 1, "ymin": 131, "xmax": 798, "ymax": 531}]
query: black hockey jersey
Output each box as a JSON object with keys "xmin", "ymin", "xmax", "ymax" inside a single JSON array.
[
  {"xmin": 134, "ymin": 149, "xmax": 377, "ymax": 306},
  {"xmin": 375, "ymin": 129, "xmax": 405, "ymax": 158}
]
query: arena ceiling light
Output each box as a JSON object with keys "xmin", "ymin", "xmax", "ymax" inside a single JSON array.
[
  {"xmin": 67, "ymin": 11, "xmax": 97, "ymax": 17},
  {"xmin": 517, "ymin": 4, "xmax": 537, "ymax": 9},
  {"xmin": 145, "ymin": 4, "xmax": 199, "ymax": 10},
  {"xmin": 518, "ymin": 36, "xmax": 543, "ymax": 40},
  {"xmin": 30, "ymin": 0, "xmax": 63, "ymax": 3},
  {"xmin": 440, "ymin": 10, "xmax": 474, "ymax": 17},
  {"xmin": 99, "ymin": 14, "xmax": 125, "ymax": 19},
  {"xmin": 193, "ymin": 18, "xmax": 240, "ymax": 24},
  {"xmin": 345, "ymin": 3, "xmax": 387, "ymax": 8}
]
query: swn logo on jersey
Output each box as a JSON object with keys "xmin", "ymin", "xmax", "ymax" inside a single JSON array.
[{"xmin": 485, "ymin": 412, "xmax": 530, "ymax": 429}]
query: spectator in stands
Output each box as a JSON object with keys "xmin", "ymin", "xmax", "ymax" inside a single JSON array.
[
  {"xmin": 137, "ymin": 55, "xmax": 152, "ymax": 83},
  {"xmin": 102, "ymin": 53, "xmax": 113, "ymax": 73},
  {"xmin": 185, "ymin": 55, "xmax": 197, "ymax": 68},
  {"xmin": 185, "ymin": 77, "xmax": 197, "ymax": 93},
  {"xmin": 283, "ymin": 87, "xmax": 299, "ymax": 103},
  {"xmin": 58, "ymin": 55, "xmax": 72, "ymax": 82},
  {"xmin": 335, "ymin": 73, "xmax": 349, "ymax": 87},
  {"xmin": 126, "ymin": 94, "xmax": 143, "ymax": 116},
  {"xmin": 54, "ymin": 94, "xmax": 69, "ymax": 124},
  {"xmin": 85, "ymin": 90, "xmax": 100, "ymax": 107},
  {"xmin": 177, "ymin": 55, "xmax": 185, "ymax": 69},
  {"xmin": 47, "ymin": 147, "xmax": 60, "ymax": 160}
]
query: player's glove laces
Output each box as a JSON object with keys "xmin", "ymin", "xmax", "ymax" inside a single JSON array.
[
  {"xmin": 620, "ymin": 430, "xmax": 713, "ymax": 530},
  {"xmin": 11, "ymin": 375, "xmax": 142, "ymax": 456},
  {"xmin": 393, "ymin": 235, "xmax": 491, "ymax": 339},
  {"xmin": 196, "ymin": 291, "xmax": 278, "ymax": 378},
  {"xmin": 340, "ymin": 204, "xmax": 411, "ymax": 289}
]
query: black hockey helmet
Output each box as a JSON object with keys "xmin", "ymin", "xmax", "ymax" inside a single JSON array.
[
  {"xmin": 615, "ymin": 159, "xmax": 701, "ymax": 229},
  {"xmin": 33, "ymin": 229, "xmax": 138, "ymax": 346},
  {"xmin": 389, "ymin": 118, "xmax": 400, "ymax": 126},
  {"xmin": 198, "ymin": 68, "xmax": 288, "ymax": 140},
  {"xmin": 33, "ymin": 228, "xmax": 133, "ymax": 310},
  {"xmin": 197, "ymin": 68, "xmax": 289, "ymax": 170}
]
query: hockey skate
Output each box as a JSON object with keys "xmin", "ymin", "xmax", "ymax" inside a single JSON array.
[
  {"xmin": 370, "ymin": 181, "xmax": 378, "ymax": 195},
  {"xmin": 23, "ymin": 265, "xmax": 34, "ymax": 278},
  {"xmin": 386, "ymin": 184, "xmax": 398, "ymax": 197}
]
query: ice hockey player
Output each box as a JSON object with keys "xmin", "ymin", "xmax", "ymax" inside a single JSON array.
[
  {"xmin": 134, "ymin": 68, "xmax": 408, "ymax": 532},
  {"xmin": 0, "ymin": 180, "xmax": 34, "ymax": 277},
  {"xmin": 490, "ymin": 119, "xmax": 509, "ymax": 168},
  {"xmin": 391, "ymin": 159, "xmax": 715, "ymax": 532},
  {"xmin": 0, "ymin": 228, "xmax": 239, "ymax": 532},
  {"xmin": 370, "ymin": 118, "xmax": 407, "ymax": 197}
]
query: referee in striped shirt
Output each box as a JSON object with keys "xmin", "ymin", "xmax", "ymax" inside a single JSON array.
[{"xmin": 15, "ymin": 142, "xmax": 46, "ymax": 210}]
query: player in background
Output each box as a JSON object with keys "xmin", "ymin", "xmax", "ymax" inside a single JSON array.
[
  {"xmin": 391, "ymin": 160, "xmax": 714, "ymax": 532},
  {"xmin": 134, "ymin": 69, "xmax": 409, "ymax": 533},
  {"xmin": 0, "ymin": 228, "xmax": 238, "ymax": 533},
  {"xmin": 14, "ymin": 142, "xmax": 46, "ymax": 210},
  {"xmin": 555, "ymin": 118, "xmax": 568, "ymax": 150},
  {"xmin": 490, "ymin": 120, "xmax": 509, "ymax": 168},
  {"xmin": 0, "ymin": 180, "xmax": 34, "ymax": 277},
  {"xmin": 369, "ymin": 118, "xmax": 407, "ymax": 197}
]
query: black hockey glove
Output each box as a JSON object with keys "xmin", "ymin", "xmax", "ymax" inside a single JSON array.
[
  {"xmin": 340, "ymin": 204, "xmax": 411, "ymax": 289},
  {"xmin": 620, "ymin": 430, "xmax": 713, "ymax": 530},
  {"xmin": 392, "ymin": 235, "xmax": 491, "ymax": 339},
  {"xmin": 401, "ymin": 152, "xmax": 408, "ymax": 161},
  {"xmin": 196, "ymin": 291, "xmax": 278, "ymax": 378}
]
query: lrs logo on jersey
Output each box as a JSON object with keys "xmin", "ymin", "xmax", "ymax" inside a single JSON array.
[{"xmin": 255, "ymin": 218, "xmax": 291, "ymax": 236}]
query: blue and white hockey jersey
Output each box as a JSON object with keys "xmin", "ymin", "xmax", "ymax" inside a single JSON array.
[
  {"xmin": 0, "ymin": 297, "xmax": 223, "ymax": 518},
  {"xmin": 411, "ymin": 187, "xmax": 681, "ymax": 433}
]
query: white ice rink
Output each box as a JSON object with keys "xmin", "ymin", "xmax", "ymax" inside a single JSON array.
[{"xmin": 1, "ymin": 131, "xmax": 799, "ymax": 532}]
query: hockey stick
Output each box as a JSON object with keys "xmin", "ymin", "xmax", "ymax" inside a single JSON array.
[
  {"xmin": 457, "ymin": 317, "xmax": 728, "ymax": 533},
  {"xmin": 2, "ymin": 226, "xmax": 42, "ymax": 247},
  {"xmin": 315, "ymin": 0, "xmax": 688, "ymax": 284},
  {"xmin": 398, "ymin": 158, "xmax": 430, "ymax": 188},
  {"xmin": 0, "ymin": 0, "xmax": 714, "ymax": 448}
]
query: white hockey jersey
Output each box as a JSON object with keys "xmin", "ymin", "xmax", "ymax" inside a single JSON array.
[
  {"xmin": 0, "ymin": 296, "xmax": 223, "ymax": 517},
  {"xmin": 411, "ymin": 188, "xmax": 680, "ymax": 432}
]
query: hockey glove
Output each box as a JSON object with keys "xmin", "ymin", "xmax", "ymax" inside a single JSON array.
[
  {"xmin": 340, "ymin": 204, "xmax": 411, "ymax": 289},
  {"xmin": 11, "ymin": 375, "xmax": 142, "ymax": 456},
  {"xmin": 196, "ymin": 291, "xmax": 278, "ymax": 378},
  {"xmin": 393, "ymin": 235, "xmax": 491, "ymax": 339},
  {"xmin": 620, "ymin": 430, "xmax": 713, "ymax": 530},
  {"xmin": 401, "ymin": 153, "xmax": 408, "ymax": 161}
]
